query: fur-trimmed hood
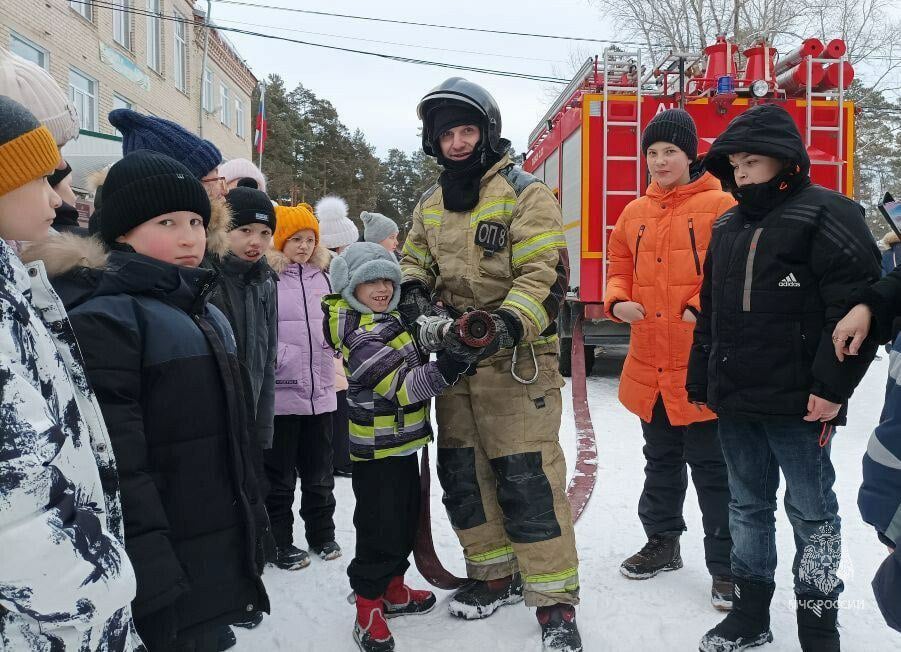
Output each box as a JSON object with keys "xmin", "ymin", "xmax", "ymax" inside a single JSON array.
[
  {"xmin": 85, "ymin": 165, "xmax": 110, "ymax": 194},
  {"xmin": 20, "ymin": 232, "xmax": 109, "ymax": 278},
  {"xmin": 266, "ymin": 244, "xmax": 331, "ymax": 275},
  {"xmin": 205, "ymin": 197, "xmax": 233, "ymax": 259},
  {"xmin": 880, "ymin": 230, "xmax": 901, "ymax": 251}
]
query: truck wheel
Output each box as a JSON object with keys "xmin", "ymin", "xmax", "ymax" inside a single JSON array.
[{"xmin": 559, "ymin": 336, "xmax": 573, "ymax": 377}]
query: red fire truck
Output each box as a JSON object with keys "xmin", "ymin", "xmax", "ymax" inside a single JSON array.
[{"xmin": 523, "ymin": 37, "xmax": 855, "ymax": 375}]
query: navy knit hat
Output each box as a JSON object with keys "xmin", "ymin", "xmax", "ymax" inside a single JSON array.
[
  {"xmin": 108, "ymin": 108, "xmax": 222, "ymax": 179},
  {"xmin": 641, "ymin": 108, "xmax": 698, "ymax": 161},
  {"xmin": 99, "ymin": 150, "xmax": 211, "ymax": 244}
]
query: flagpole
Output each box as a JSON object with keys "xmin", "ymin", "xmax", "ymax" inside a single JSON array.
[{"xmin": 257, "ymin": 80, "xmax": 265, "ymax": 170}]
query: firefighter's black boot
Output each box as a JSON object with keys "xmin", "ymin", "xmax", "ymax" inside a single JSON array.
[
  {"xmin": 448, "ymin": 573, "xmax": 524, "ymax": 620},
  {"xmin": 698, "ymin": 578, "xmax": 775, "ymax": 652},
  {"xmin": 537, "ymin": 603, "xmax": 583, "ymax": 652}
]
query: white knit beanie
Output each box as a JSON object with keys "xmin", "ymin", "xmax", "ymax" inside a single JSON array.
[
  {"xmin": 221, "ymin": 157, "xmax": 267, "ymax": 193},
  {"xmin": 316, "ymin": 195, "xmax": 359, "ymax": 250},
  {"xmin": 0, "ymin": 46, "xmax": 79, "ymax": 147}
]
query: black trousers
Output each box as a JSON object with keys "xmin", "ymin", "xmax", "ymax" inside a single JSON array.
[
  {"xmin": 134, "ymin": 608, "xmax": 218, "ymax": 652},
  {"xmin": 331, "ymin": 390, "xmax": 353, "ymax": 474},
  {"xmin": 347, "ymin": 453, "xmax": 420, "ymax": 599},
  {"xmin": 264, "ymin": 413, "xmax": 336, "ymax": 548},
  {"xmin": 638, "ymin": 398, "xmax": 732, "ymax": 577}
]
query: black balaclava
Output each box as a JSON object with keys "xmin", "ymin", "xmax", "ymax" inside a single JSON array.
[
  {"xmin": 429, "ymin": 103, "xmax": 503, "ymax": 212},
  {"xmin": 732, "ymin": 162, "xmax": 810, "ymax": 219}
]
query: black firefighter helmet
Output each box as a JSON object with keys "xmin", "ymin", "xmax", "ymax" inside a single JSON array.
[{"xmin": 417, "ymin": 77, "xmax": 504, "ymax": 157}]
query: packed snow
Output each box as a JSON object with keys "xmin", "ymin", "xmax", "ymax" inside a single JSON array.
[{"xmin": 237, "ymin": 345, "xmax": 901, "ymax": 651}]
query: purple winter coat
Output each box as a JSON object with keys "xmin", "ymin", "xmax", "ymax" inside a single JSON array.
[{"xmin": 270, "ymin": 246, "xmax": 337, "ymax": 415}]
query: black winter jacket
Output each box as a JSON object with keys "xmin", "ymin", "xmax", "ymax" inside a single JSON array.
[
  {"xmin": 206, "ymin": 252, "xmax": 278, "ymax": 448},
  {"xmin": 30, "ymin": 235, "xmax": 270, "ymax": 640},
  {"xmin": 688, "ymin": 104, "xmax": 881, "ymax": 424}
]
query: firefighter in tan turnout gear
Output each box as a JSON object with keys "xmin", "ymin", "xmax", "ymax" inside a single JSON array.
[{"xmin": 400, "ymin": 78, "xmax": 582, "ymax": 652}]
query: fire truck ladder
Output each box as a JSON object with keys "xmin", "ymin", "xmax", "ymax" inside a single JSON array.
[
  {"xmin": 804, "ymin": 54, "xmax": 847, "ymax": 192},
  {"xmin": 602, "ymin": 48, "xmax": 643, "ymax": 292}
]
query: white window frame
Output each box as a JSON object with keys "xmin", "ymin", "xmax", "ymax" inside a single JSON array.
[
  {"xmin": 219, "ymin": 84, "xmax": 231, "ymax": 127},
  {"xmin": 112, "ymin": 94, "xmax": 133, "ymax": 111},
  {"xmin": 173, "ymin": 8, "xmax": 187, "ymax": 92},
  {"xmin": 68, "ymin": 68, "xmax": 98, "ymax": 131},
  {"xmin": 69, "ymin": 0, "xmax": 93, "ymax": 21},
  {"xmin": 112, "ymin": 0, "xmax": 132, "ymax": 50},
  {"xmin": 10, "ymin": 32, "xmax": 49, "ymax": 70},
  {"xmin": 235, "ymin": 98, "xmax": 245, "ymax": 138},
  {"xmin": 146, "ymin": 0, "xmax": 161, "ymax": 73},
  {"xmin": 202, "ymin": 68, "xmax": 213, "ymax": 111}
]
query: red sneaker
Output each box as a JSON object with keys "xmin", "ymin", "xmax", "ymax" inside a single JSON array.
[
  {"xmin": 353, "ymin": 595, "xmax": 394, "ymax": 652},
  {"xmin": 382, "ymin": 575, "xmax": 437, "ymax": 617}
]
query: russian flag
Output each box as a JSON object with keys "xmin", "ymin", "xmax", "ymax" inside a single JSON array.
[{"xmin": 254, "ymin": 90, "xmax": 267, "ymax": 155}]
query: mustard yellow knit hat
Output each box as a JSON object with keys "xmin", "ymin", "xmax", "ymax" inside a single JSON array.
[{"xmin": 273, "ymin": 203, "xmax": 319, "ymax": 251}]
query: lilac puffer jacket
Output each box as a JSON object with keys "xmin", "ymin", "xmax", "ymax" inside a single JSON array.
[{"xmin": 270, "ymin": 246, "xmax": 337, "ymax": 415}]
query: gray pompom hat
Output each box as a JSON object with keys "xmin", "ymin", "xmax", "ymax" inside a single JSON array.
[
  {"xmin": 329, "ymin": 241, "xmax": 402, "ymax": 314},
  {"xmin": 361, "ymin": 211, "xmax": 399, "ymax": 244}
]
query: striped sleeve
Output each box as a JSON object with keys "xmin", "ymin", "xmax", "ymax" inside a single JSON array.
[{"xmin": 345, "ymin": 328, "xmax": 447, "ymax": 406}]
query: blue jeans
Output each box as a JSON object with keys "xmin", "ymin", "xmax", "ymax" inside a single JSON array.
[{"xmin": 718, "ymin": 416, "xmax": 843, "ymax": 598}]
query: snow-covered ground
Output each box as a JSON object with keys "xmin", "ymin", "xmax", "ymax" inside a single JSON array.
[{"xmin": 239, "ymin": 347, "xmax": 901, "ymax": 651}]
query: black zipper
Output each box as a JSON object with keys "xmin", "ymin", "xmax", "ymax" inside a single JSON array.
[
  {"xmin": 688, "ymin": 218, "xmax": 701, "ymax": 275},
  {"xmin": 298, "ymin": 267, "xmax": 317, "ymax": 414},
  {"xmin": 634, "ymin": 224, "xmax": 646, "ymax": 273}
]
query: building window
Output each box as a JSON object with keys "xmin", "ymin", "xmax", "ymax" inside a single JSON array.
[
  {"xmin": 202, "ymin": 68, "xmax": 213, "ymax": 111},
  {"xmin": 10, "ymin": 33, "xmax": 48, "ymax": 69},
  {"xmin": 146, "ymin": 0, "xmax": 161, "ymax": 72},
  {"xmin": 235, "ymin": 99, "xmax": 245, "ymax": 138},
  {"xmin": 219, "ymin": 84, "xmax": 231, "ymax": 127},
  {"xmin": 173, "ymin": 9, "xmax": 187, "ymax": 92},
  {"xmin": 112, "ymin": 95, "xmax": 132, "ymax": 135},
  {"xmin": 68, "ymin": 68, "xmax": 97, "ymax": 131},
  {"xmin": 69, "ymin": 0, "xmax": 93, "ymax": 21},
  {"xmin": 112, "ymin": 0, "xmax": 132, "ymax": 50}
]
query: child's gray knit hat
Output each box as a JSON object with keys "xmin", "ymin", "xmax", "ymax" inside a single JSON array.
[
  {"xmin": 329, "ymin": 241, "xmax": 402, "ymax": 314},
  {"xmin": 361, "ymin": 211, "xmax": 399, "ymax": 244}
]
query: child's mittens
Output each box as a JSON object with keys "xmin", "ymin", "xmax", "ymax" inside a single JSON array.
[{"xmin": 435, "ymin": 349, "xmax": 474, "ymax": 385}]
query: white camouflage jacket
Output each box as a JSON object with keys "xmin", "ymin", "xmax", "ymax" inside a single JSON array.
[{"xmin": 0, "ymin": 239, "xmax": 143, "ymax": 651}]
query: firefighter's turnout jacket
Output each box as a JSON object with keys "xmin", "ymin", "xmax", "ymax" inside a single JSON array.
[{"xmin": 401, "ymin": 154, "xmax": 579, "ymax": 607}]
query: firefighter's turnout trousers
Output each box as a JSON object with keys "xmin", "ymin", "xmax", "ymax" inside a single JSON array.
[{"xmin": 436, "ymin": 340, "xmax": 579, "ymax": 607}]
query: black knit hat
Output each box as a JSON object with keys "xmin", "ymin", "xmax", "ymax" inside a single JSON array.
[
  {"xmin": 225, "ymin": 186, "xmax": 276, "ymax": 231},
  {"xmin": 429, "ymin": 103, "xmax": 484, "ymax": 143},
  {"xmin": 99, "ymin": 150, "xmax": 212, "ymax": 244},
  {"xmin": 641, "ymin": 109, "xmax": 698, "ymax": 161}
]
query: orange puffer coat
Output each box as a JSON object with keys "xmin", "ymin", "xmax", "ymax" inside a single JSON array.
[{"xmin": 605, "ymin": 172, "xmax": 736, "ymax": 426}]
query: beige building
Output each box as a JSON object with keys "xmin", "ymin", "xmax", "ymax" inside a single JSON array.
[{"xmin": 1, "ymin": 0, "xmax": 257, "ymax": 190}]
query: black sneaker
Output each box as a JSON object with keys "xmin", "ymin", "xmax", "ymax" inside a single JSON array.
[
  {"xmin": 712, "ymin": 576, "xmax": 734, "ymax": 611},
  {"xmin": 796, "ymin": 594, "xmax": 839, "ymax": 652},
  {"xmin": 620, "ymin": 534, "xmax": 683, "ymax": 579},
  {"xmin": 334, "ymin": 467, "xmax": 354, "ymax": 477},
  {"xmin": 216, "ymin": 626, "xmax": 237, "ymax": 651},
  {"xmin": 537, "ymin": 604, "xmax": 583, "ymax": 652},
  {"xmin": 311, "ymin": 540, "xmax": 342, "ymax": 561},
  {"xmin": 448, "ymin": 574, "xmax": 524, "ymax": 620},
  {"xmin": 699, "ymin": 578, "xmax": 775, "ymax": 652},
  {"xmin": 273, "ymin": 544, "xmax": 311, "ymax": 570},
  {"xmin": 233, "ymin": 609, "xmax": 264, "ymax": 629}
]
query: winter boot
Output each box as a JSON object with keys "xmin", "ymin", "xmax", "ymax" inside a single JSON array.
[
  {"xmin": 232, "ymin": 609, "xmax": 264, "ymax": 629},
  {"xmin": 698, "ymin": 578, "xmax": 775, "ymax": 652},
  {"xmin": 796, "ymin": 594, "xmax": 840, "ymax": 652},
  {"xmin": 353, "ymin": 595, "xmax": 394, "ymax": 652},
  {"xmin": 216, "ymin": 625, "xmax": 237, "ymax": 651},
  {"xmin": 712, "ymin": 575, "xmax": 734, "ymax": 611},
  {"xmin": 311, "ymin": 540, "xmax": 343, "ymax": 561},
  {"xmin": 273, "ymin": 544, "xmax": 311, "ymax": 570},
  {"xmin": 620, "ymin": 533, "xmax": 683, "ymax": 579},
  {"xmin": 382, "ymin": 575, "xmax": 437, "ymax": 617},
  {"xmin": 537, "ymin": 604, "xmax": 583, "ymax": 652},
  {"xmin": 448, "ymin": 573, "xmax": 524, "ymax": 620}
]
